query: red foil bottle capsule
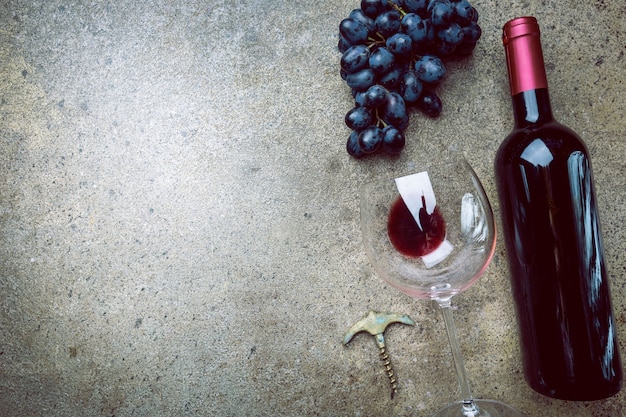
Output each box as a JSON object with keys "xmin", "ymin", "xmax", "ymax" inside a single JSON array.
[{"xmin": 502, "ymin": 16, "xmax": 548, "ymax": 95}]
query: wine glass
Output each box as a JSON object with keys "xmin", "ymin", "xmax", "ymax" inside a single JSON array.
[{"xmin": 359, "ymin": 155, "xmax": 524, "ymax": 417}]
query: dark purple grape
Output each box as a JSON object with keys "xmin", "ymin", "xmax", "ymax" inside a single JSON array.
[
  {"xmin": 354, "ymin": 90, "xmax": 367, "ymax": 107},
  {"xmin": 400, "ymin": 70, "xmax": 423, "ymax": 104},
  {"xmin": 382, "ymin": 125, "xmax": 406, "ymax": 154},
  {"xmin": 399, "ymin": 0, "xmax": 428, "ymax": 14},
  {"xmin": 349, "ymin": 9, "xmax": 375, "ymax": 34},
  {"xmin": 361, "ymin": 0, "xmax": 389, "ymax": 18},
  {"xmin": 338, "ymin": 36, "xmax": 351, "ymax": 53},
  {"xmin": 462, "ymin": 22, "xmax": 482, "ymax": 43},
  {"xmin": 437, "ymin": 23, "xmax": 464, "ymax": 45},
  {"xmin": 345, "ymin": 107, "xmax": 373, "ymax": 131},
  {"xmin": 386, "ymin": 33, "xmax": 413, "ymax": 56},
  {"xmin": 434, "ymin": 40, "xmax": 457, "ymax": 56},
  {"xmin": 428, "ymin": 0, "xmax": 453, "ymax": 28},
  {"xmin": 401, "ymin": 13, "xmax": 429, "ymax": 43},
  {"xmin": 425, "ymin": 19, "xmax": 437, "ymax": 42},
  {"xmin": 346, "ymin": 68, "xmax": 375, "ymax": 91},
  {"xmin": 417, "ymin": 90, "xmax": 442, "ymax": 117},
  {"xmin": 452, "ymin": 22, "xmax": 481, "ymax": 56},
  {"xmin": 379, "ymin": 67, "xmax": 403, "ymax": 89},
  {"xmin": 347, "ymin": 131, "xmax": 365, "ymax": 158},
  {"xmin": 369, "ymin": 47, "xmax": 395, "ymax": 74},
  {"xmin": 358, "ymin": 126, "xmax": 383, "ymax": 153},
  {"xmin": 341, "ymin": 45, "xmax": 371, "ymax": 74},
  {"xmin": 396, "ymin": 114, "xmax": 410, "ymax": 131},
  {"xmin": 454, "ymin": 40, "xmax": 477, "ymax": 56},
  {"xmin": 470, "ymin": 6, "xmax": 479, "ymax": 22},
  {"xmin": 415, "ymin": 55, "xmax": 446, "ymax": 83},
  {"xmin": 375, "ymin": 10, "xmax": 402, "ymax": 37},
  {"xmin": 381, "ymin": 92, "xmax": 407, "ymax": 126},
  {"xmin": 339, "ymin": 18, "xmax": 369, "ymax": 45},
  {"xmin": 453, "ymin": 1, "xmax": 477, "ymax": 25},
  {"xmin": 363, "ymin": 84, "xmax": 390, "ymax": 108}
]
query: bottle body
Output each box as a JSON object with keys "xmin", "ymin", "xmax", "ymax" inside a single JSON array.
[
  {"xmin": 496, "ymin": 17, "xmax": 622, "ymax": 400},
  {"xmin": 495, "ymin": 107, "xmax": 623, "ymax": 400}
]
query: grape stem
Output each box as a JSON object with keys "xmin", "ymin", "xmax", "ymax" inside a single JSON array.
[
  {"xmin": 366, "ymin": 33, "xmax": 387, "ymax": 49},
  {"xmin": 375, "ymin": 109, "xmax": 386, "ymax": 128},
  {"xmin": 389, "ymin": 1, "xmax": 407, "ymax": 17}
]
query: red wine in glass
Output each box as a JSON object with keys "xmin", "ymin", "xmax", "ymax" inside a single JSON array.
[{"xmin": 387, "ymin": 195, "xmax": 446, "ymax": 258}]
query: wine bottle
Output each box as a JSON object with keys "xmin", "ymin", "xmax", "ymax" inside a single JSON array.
[{"xmin": 495, "ymin": 16, "xmax": 623, "ymax": 401}]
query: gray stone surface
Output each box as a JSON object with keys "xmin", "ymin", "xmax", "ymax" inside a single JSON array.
[{"xmin": 1, "ymin": 0, "xmax": 625, "ymax": 416}]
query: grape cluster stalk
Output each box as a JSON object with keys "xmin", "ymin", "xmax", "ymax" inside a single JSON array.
[{"xmin": 338, "ymin": 0, "xmax": 482, "ymax": 157}]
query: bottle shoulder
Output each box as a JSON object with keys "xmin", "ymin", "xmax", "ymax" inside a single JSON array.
[{"xmin": 496, "ymin": 120, "xmax": 589, "ymax": 166}]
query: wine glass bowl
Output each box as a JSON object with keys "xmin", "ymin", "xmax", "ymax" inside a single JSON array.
[{"xmin": 360, "ymin": 158, "xmax": 496, "ymax": 302}]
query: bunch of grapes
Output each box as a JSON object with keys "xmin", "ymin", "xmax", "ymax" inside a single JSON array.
[{"xmin": 338, "ymin": 0, "xmax": 482, "ymax": 157}]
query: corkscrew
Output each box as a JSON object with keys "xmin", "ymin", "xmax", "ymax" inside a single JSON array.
[{"xmin": 343, "ymin": 310, "xmax": 415, "ymax": 399}]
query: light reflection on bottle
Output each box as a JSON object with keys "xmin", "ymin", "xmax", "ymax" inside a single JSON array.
[
  {"xmin": 604, "ymin": 320, "xmax": 617, "ymax": 379},
  {"xmin": 567, "ymin": 151, "xmax": 603, "ymax": 307}
]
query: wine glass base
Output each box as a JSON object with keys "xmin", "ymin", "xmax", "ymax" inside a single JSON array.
[{"xmin": 431, "ymin": 399, "xmax": 524, "ymax": 417}]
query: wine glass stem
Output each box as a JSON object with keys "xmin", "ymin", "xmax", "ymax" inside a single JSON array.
[{"xmin": 438, "ymin": 300, "xmax": 480, "ymax": 416}]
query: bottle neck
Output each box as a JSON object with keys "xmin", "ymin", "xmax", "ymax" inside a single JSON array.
[
  {"xmin": 512, "ymin": 88, "xmax": 554, "ymax": 127},
  {"xmin": 503, "ymin": 17, "xmax": 553, "ymax": 127}
]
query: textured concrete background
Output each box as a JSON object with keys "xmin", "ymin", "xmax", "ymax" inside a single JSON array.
[{"xmin": 1, "ymin": 0, "xmax": 625, "ymax": 416}]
